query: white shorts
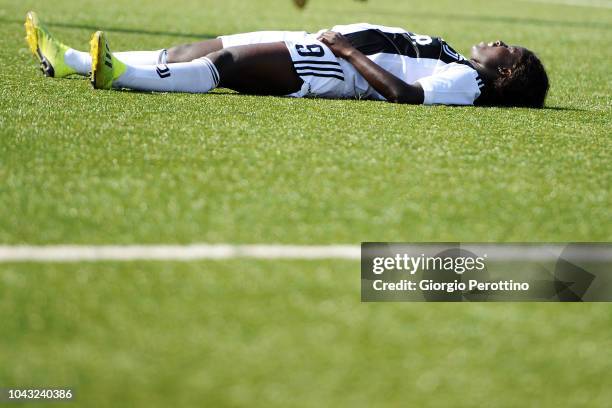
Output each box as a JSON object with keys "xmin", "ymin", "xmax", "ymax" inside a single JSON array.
[{"xmin": 218, "ymin": 31, "xmax": 356, "ymax": 98}]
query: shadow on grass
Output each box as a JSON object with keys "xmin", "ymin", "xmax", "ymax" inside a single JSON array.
[
  {"xmin": 56, "ymin": 74, "xmax": 584, "ymax": 111},
  {"xmin": 338, "ymin": 9, "xmax": 612, "ymax": 30},
  {"xmin": 543, "ymin": 106, "xmax": 589, "ymax": 112},
  {"xmin": 117, "ymin": 90, "xmax": 585, "ymax": 111},
  {"xmin": 1, "ymin": 17, "xmax": 218, "ymax": 39}
]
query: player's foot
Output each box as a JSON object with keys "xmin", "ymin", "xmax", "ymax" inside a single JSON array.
[
  {"xmin": 24, "ymin": 11, "xmax": 76, "ymax": 78},
  {"xmin": 90, "ymin": 31, "xmax": 126, "ymax": 90}
]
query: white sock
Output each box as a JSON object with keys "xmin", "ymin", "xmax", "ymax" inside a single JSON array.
[
  {"xmin": 113, "ymin": 57, "xmax": 220, "ymax": 93},
  {"xmin": 63, "ymin": 49, "xmax": 167, "ymax": 76},
  {"xmin": 115, "ymin": 49, "xmax": 167, "ymax": 65},
  {"xmin": 64, "ymin": 48, "xmax": 92, "ymax": 75}
]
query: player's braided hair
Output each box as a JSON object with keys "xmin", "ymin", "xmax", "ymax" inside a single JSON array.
[{"xmin": 478, "ymin": 49, "xmax": 549, "ymax": 108}]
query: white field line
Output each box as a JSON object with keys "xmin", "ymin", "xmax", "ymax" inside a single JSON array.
[
  {"xmin": 0, "ymin": 244, "xmax": 609, "ymax": 263},
  {"xmin": 523, "ymin": 0, "xmax": 612, "ymax": 8},
  {"xmin": 0, "ymin": 244, "xmax": 361, "ymax": 262}
]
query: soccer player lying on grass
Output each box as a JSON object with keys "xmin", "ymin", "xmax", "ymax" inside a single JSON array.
[{"xmin": 25, "ymin": 12, "xmax": 549, "ymax": 107}]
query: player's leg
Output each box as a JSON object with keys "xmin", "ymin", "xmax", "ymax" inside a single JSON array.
[
  {"xmin": 155, "ymin": 30, "xmax": 316, "ymax": 63},
  {"xmin": 165, "ymin": 31, "xmax": 311, "ymax": 63},
  {"xmin": 67, "ymin": 49, "xmax": 166, "ymax": 75},
  {"xmin": 206, "ymin": 43, "xmax": 302, "ymax": 95},
  {"xmin": 167, "ymin": 39, "xmax": 223, "ymax": 63},
  {"xmin": 25, "ymin": 12, "xmax": 305, "ymax": 77},
  {"xmin": 92, "ymin": 32, "xmax": 302, "ymax": 96}
]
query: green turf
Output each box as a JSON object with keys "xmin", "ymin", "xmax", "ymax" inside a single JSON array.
[
  {"xmin": 2, "ymin": 261, "xmax": 612, "ymax": 407},
  {"xmin": 0, "ymin": 0, "xmax": 611, "ymax": 406},
  {"xmin": 0, "ymin": 0, "xmax": 610, "ymax": 243}
]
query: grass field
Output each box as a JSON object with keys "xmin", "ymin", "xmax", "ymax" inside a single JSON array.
[{"xmin": 1, "ymin": 0, "xmax": 611, "ymax": 406}]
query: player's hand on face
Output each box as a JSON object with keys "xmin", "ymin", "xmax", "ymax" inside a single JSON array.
[{"xmin": 317, "ymin": 31, "xmax": 355, "ymax": 58}]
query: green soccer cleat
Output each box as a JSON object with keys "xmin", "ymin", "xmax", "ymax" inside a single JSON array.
[
  {"xmin": 90, "ymin": 31, "xmax": 126, "ymax": 90},
  {"xmin": 24, "ymin": 11, "xmax": 76, "ymax": 78}
]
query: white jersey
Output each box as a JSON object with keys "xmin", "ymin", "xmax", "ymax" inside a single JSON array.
[
  {"xmin": 326, "ymin": 23, "xmax": 484, "ymax": 104},
  {"xmin": 219, "ymin": 23, "xmax": 485, "ymax": 105}
]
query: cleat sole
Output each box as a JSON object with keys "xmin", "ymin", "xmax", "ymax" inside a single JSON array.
[
  {"xmin": 90, "ymin": 31, "xmax": 102, "ymax": 88},
  {"xmin": 24, "ymin": 11, "xmax": 56, "ymax": 77}
]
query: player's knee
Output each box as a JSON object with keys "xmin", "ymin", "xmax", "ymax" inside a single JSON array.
[
  {"xmin": 167, "ymin": 44, "xmax": 191, "ymax": 63},
  {"xmin": 206, "ymin": 48, "xmax": 239, "ymax": 76}
]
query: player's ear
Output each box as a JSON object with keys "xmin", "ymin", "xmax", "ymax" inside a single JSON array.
[{"xmin": 497, "ymin": 67, "xmax": 512, "ymax": 77}]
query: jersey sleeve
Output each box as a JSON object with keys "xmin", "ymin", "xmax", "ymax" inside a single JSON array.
[{"xmin": 415, "ymin": 63, "xmax": 482, "ymax": 105}]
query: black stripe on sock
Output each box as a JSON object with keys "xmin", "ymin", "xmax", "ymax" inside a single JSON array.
[
  {"xmin": 203, "ymin": 59, "xmax": 219, "ymax": 86},
  {"xmin": 156, "ymin": 64, "xmax": 171, "ymax": 78},
  {"xmin": 210, "ymin": 63, "xmax": 219, "ymax": 85}
]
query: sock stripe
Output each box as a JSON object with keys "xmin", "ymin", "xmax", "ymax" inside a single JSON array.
[
  {"xmin": 200, "ymin": 57, "xmax": 220, "ymax": 87},
  {"xmin": 158, "ymin": 49, "xmax": 168, "ymax": 65},
  {"xmin": 208, "ymin": 60, "xmax": 219, "ymax": 86}
]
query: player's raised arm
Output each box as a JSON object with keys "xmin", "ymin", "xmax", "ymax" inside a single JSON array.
[{"xmin": 318, "ymin": 31, "xmax": 424, "ymax": 104}]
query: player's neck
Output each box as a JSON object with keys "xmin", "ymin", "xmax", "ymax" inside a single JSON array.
[{"xmin": 469, "ymin": 59, "xmax": 498, "ymax": 83}]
